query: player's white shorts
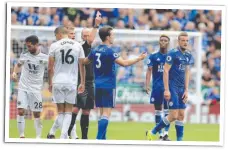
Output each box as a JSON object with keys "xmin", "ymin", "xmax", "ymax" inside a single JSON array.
[
  {"xmin": 17, "ymin": 90, "xmax": 43, "ymax": 112},
  {"xmin": 52, "ymin": 84, "xmax": 77, "ymax": 104}
]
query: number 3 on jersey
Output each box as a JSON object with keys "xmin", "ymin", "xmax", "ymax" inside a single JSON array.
[{"xmin": 95, "ymin": 53, "xmax": 101, "ymax": 68}]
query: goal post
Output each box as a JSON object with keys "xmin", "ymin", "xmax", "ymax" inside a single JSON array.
[{"xmin": 10, "ymin": 25, "xmax": 203, "ymax": 123}]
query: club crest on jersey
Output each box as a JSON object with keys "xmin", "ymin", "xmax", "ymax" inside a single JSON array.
[
  {"xmin": 166, "ymin": 56, "xmax": 172, "ymax": 61},
  {"xmin": 39, "ymin": 60, "xmax": 43, "ymax": 64},
  {"xmin": 169, "ymin": 101, "xmax": 173, "ymax": 106}
]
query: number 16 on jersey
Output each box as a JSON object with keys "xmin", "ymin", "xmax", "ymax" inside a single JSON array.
[{"xmin": 60, "ymin": 49, "xmax": 74, "ymax": 64}]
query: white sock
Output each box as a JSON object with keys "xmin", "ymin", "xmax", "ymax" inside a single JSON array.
[
  {"xmin": 159, "ymin": 132, "xmax": 164, "ymax": 137},
  {"xmin": 60, "ymin": 112, "xmax": 72, "ymax": 139},
  {"xmin": 17, "ymin": 115, "xmax": 25, "ymax": 137},
  {"xmin": 34, "ymin": 118, "xmax": 42, "ymax": 138},
  {"xmin": 49, "ymin": 112, "xmax": 64, "ymax": 135},
  {"xmin": 70, "ymin": 124, "xmax": 78, "ymax": 139},
  {"xmin": 164, "ymin": 131, "xmax": 169, "ymax": 136}
]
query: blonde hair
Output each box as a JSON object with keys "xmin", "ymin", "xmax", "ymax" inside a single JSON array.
[
  {"xmin": 66, "ymin": 26, "xmax": 75, "ymax": 31},
  {"xmin": 178, "ymin": 32, "xmax": 188, "ymax": 40}
]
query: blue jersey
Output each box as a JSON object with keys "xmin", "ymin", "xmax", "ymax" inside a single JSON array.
[
  {"xmin": 147, "ymin": 51, "xmax": 167, "ymax": 90},
  {"xmin": 165, "ymin": 47, "xmax": 194, "ymax": 88},
  {"xmin": 88, "ymin": 44, "xmax": 120, "ymax": 88}
]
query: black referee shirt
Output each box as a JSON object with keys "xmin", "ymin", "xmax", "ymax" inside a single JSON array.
[{"xmin": 78, "ymin": 40, "xmax": 94, "ymax": 83}]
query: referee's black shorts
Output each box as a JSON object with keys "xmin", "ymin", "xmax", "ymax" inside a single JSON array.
[{"xmin": 74, "ymin": 82, "xmax": 94, "ymax": 109}]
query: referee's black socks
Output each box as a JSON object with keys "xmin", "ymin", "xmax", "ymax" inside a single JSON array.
[{"xmin": 80, "ymin": 114, "xmax": 89, "ymax": 139}]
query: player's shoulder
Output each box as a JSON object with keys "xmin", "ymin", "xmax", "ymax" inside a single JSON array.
[
  {"xmin": 50, "ymin": 41, "xmax": 58, "ymax": 49},
  {"xmin": 92, "ymin": 45, "xmax": 100, "ymax": 52},
  {"xmin": 79, "ymin": 40, "xmax": 84, "ymax": 44},
  {"xmin": 95, "ymin": 44, "xmax": 108, "ymax": 52},
  {"xmin": 71, "ymin": 40, "xmax": 83, "ymax": 49},
  {"xmin": 168, "ymin": 48, "xmax": 178, "ymax": 53},
  {"xmin": 20, "ymin": 51, "xmax": 33, "ymax": 58},
  {"xmin": 37, "ymin": 52, "xmax": 49, "ymax": 63},
  {"xmin": 111, "ymin": 50, "xmax": 120, "ymax": 58},
  {"xmin": 148, "ymin": 50, "xmax": 159, "ymax": 58},
  {"xmin": 21, "ymin": 51, "xmax": 29, "ymax": 56},
  {"xmin": 71, "ymin": 39, "xmax": 80, "ymax": 45},
  {"xmin": 151, "ymin": 50, "xmax": 159, "ymax": 55},
  {"xmin": 102, "ymin": 46, "xmax": 119, "ymax": 58},
  {"xmin": 38, "ymin": 52, "xmax": 49, "ymax": 58},
  {"xmin": 185, "ymin": 50, "xmax": 192, "ymax": 56},
  {"xmin": 109, "ymin": 46, "xmax": 120, "ymax": 55},
  {"xmin": 108, "ymin": 46, "xmax": 116, "ymax": 53},
  {"xmin": 167, "ymin": 48, "xmax": 179, "ymax": 56}
]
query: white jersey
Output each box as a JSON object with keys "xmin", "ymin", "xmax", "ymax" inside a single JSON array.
[
  {"xmin": 18, "ymin": 51, "xmax": 48, "ymax": 92},
  {"xmin": 49, "ymin": 38, "xmax": 85, "ymax": 86}
]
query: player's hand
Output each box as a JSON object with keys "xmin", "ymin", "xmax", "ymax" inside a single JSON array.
[
  {"xmin": 12, "ymin": 72, "xmax": 18, "ymax": 82},
  {"xmin": 139, "ymin": 52, "xmax": 147, "ymax": 61},
  {"xmin": 146, "ymin": 86, "xmax": 151, "ymax": 95},
  {"xmin": 182, "ymin": 90, "xmax": 188, "ymax": 103},
  {"xmin": 95, "ymin": 11, "xmax": 102, "ymax": 26},
  {"xmin": 78, "ymin": 84, "xmax": 85, "ymax": 94},
  {"xmin": 164, "ymin": 90, "xmax": 171, "ymax": 101},
  {"xmin": 48, "ymin": 84, "xmax": 52, "ymax": 93}
]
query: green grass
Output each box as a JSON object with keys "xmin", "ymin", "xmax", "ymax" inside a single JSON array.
[{"xmin": 9, "ymin": 120, "xmax": 219, "ymax": 141}]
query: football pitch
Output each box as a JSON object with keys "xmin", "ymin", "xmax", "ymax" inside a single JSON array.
[{"xmin": 9, "ymin": 120, "xmax": 219, "ymax": 141}]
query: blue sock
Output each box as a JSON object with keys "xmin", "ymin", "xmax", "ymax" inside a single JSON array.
[
  {"xmin": 96, "ymin": 116, "xmax": 109, "ymax": 140},
  {"xmin": 175, "ymin": 120, "xmax": 184, "ymax": 141},
  {"xmin": 155, "ymin": 110, "xmax": 163, "ymax": 136},
  {"xmin": 98, "ymin": 119, "xmax": 107, "ymax": 139},
  {"xmin": 164, "ymin": 109, "xmax": 170, "ymax": 135},
  {"xmin": 152, "ymin": 117, "xmax": 170, "ymax": 135}
]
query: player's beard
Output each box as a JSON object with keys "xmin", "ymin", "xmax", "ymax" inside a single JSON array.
[
  {"xmin": 30, "ymin": 48, "xmax": 38, "ymax": 55},
  {"xmin": 110, "ymin": 40, "xmax": 114, "ymax": 45},
  {"xmin": 181, "ymin": 47, "xmax": 186, "ymax": 52},
  {"xmin": 180, "ymin": 46, "xmax": 187, "ymax": 52},
  {"xmin": 30, "ymin": 50, "xmax": 35, "ymax": 54},
  {"xmin": 160, "ymin": 44, "xmax": 167, "ymax": 49},
  {"xmin": 160, "ymin": 47, "xmax": 167, "ymax": 53}
]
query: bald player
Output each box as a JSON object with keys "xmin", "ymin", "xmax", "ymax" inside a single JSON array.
[{"xmin": 67, "ymin": 12, "xmax": 102, "ymax": 139}]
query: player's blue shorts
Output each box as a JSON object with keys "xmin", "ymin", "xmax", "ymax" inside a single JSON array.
[
  {"xmin": 168, "ymin": 85, "xmax": 186, "ymax": 109},
  {"xmin": 150, "ymin": 87, "xmax": 169, "ymax": 109},
  {"xmin": 95, "ymin": 88, "xmax": 116, "ymax": 108}
]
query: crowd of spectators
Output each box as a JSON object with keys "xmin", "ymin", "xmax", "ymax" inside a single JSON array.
[{"xmin": 10, "ymin": 7, "xmax": 221, "ymax": 105}]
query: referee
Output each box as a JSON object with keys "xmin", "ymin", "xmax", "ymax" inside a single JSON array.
[{"xmin": 68, "ymin": 12, "xmax": 102, "ymax": 139}]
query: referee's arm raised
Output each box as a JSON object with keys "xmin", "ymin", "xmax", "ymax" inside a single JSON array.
[{"xmin": 87, "ymin": 11, "xmax": 102, "ymax": 45}]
